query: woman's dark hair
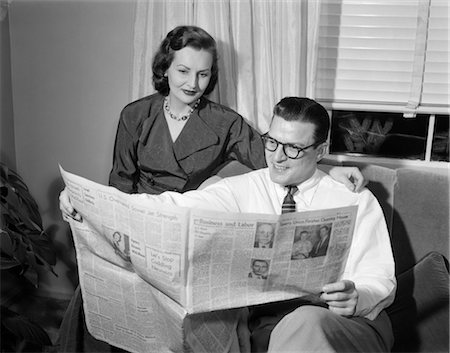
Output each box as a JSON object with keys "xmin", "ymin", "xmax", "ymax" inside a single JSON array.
[
  {"xmin": 272, "ymin": 97, "xmax": 330, "ymax": 144},
  {"xmin": 152, "ymin": 25, "xmax": 219, "ymax": 96}
]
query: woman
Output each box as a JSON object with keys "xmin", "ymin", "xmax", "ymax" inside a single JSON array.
[
  {"xmin": 108, "ymin": 25, "xmax": 363, "ymax": 195},
  {"xmin": 291, "ymin": 230, "xmax": 313, "ymax": 260},
  {"xmin": 59, "ymin": 25, "xmax": 365, "ymax": 352},
  {"xmin": 108, "ymin": 25, "xmax": 267, "ymax": 195}
]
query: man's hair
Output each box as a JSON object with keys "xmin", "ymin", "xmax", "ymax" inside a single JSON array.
[
  {"xmin": 272, "ymin": 97, "xmax": 330, "ymax": 144},
  {"xmin": 152, "ymin": 25, "xmax": 219, "ymax": 96},
  {"xmin": 257, "ymin": 222, "xmax": 274, "ymax": 232},
  {"xmin": 252, "ymin": 259, "xmax": 269, "ymax": 266}
]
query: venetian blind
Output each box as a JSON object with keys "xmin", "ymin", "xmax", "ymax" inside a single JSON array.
[{"xmin": 314, "ymin": 0, "xmax": 449, "ymax": 115}]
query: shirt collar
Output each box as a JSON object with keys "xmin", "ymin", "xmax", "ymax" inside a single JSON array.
[{"xmin": 275, "ymin": 169, "xmax": 325, "ymax": 207}]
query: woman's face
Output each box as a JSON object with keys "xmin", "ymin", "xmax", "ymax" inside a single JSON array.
[
  {"xmin": 166, "ymin": 46, "xmax": 213, "ymax": 107},
  {"xmin": 300, "ymin": 231, "xmax": 309, "ymax": 241}
]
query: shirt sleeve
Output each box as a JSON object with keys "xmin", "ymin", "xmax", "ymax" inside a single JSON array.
[
  {"xmin": 343, "ymin": 190, "xmax": 397, "ymax": 320},
  {"xmin": 108, "ymin": 108, "xmax": 140, "ymax": 193},
  {"xmin": 134, "ymin": 178, "xmax": 242, "ymax": 212},
  {"xmin": 225, "ymin": 116, "xmax": 267, "ymax": 170}
]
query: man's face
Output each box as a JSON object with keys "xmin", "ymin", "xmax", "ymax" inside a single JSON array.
[
  {"xmin": 256, "ymin": 224, "xmax": 274, "ymax": 245},
  {"xmin": 265, "ymin": 116, "xmax": 325, "ymax": 187},
  {"xmin": 319, "ymin": 226, "xmax": 329, "ymax": 239},
  {"xmin": 252, "ymin": 260, "xmax": 268, "ymax": 276}
]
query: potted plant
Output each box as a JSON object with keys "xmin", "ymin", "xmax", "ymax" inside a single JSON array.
[{"xmin": 0, "ymin": 162, "xmax": 57, "ymax": 352}]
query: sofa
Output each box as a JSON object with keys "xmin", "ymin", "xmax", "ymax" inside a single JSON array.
[{"xmin": 211, "ymin": 161, "xmax": 449, "ymax": 353}]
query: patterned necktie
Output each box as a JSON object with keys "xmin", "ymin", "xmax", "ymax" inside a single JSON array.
[{"xmin": 282, "ymin": 185, "xmax": 298, "ymax": 213}]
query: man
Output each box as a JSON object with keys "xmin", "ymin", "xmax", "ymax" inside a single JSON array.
[
  {"xmin": 311, "ymin": 224, "xmax": 331, "ymax": 257},
  {"xmin": 248, "ymin": 259, "xmax": 270, "ymax": 279},
  {"xmin": 62, "ymin": 97, "xmax": 396, "ymax": 352},
  {"xmin": 254, "ymin": 223, "xmax": 275, "ymax": 248}
]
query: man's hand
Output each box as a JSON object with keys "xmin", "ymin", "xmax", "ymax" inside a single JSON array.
[
  {"xmin": 320, "ymin": 280, "xmax": 358, "ymax": 317},
  {"xmin": 329, "ymin": 166, "xmax": 367, "ymax": 193},
  {"xmin": 59, "ymin": 188, "xmax": 82, "ymax": 222}
]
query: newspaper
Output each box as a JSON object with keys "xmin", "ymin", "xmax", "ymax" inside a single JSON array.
[{"xmin": 60, "ymin": 166, "xmax": 358, "ymax": 353}]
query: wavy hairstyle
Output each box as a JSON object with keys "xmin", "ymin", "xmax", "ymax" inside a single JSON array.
[{"xmin": 152, "ymin": 25, "xmax": 219, "ymax": 96}]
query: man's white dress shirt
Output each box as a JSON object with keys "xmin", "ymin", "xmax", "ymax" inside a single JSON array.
[{"xmin": 138, "ymin": 168, "xmax": 396, "ymax": 320}]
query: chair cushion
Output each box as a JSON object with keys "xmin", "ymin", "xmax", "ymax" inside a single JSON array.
[{"xmin": 387, "ymin": 251, "xmax": 449, "ymax": 352}]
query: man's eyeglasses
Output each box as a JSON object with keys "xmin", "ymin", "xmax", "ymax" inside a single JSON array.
[{"xmin": 261, "ymin": 134, "xmax": 324, "ymax": 159}]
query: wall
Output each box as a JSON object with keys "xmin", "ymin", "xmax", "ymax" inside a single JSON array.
[
  {"xmin": 9, "ymin": 0, "xmax": 135, "ymax": 297},
  {"xmin": 1, "ymin": 2, "xmax": 16, "ymax": 169}
]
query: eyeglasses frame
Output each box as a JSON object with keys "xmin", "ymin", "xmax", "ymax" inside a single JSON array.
[{"xmin": 261, "ymin": 133, "xmax": 325, "ymax": 159}]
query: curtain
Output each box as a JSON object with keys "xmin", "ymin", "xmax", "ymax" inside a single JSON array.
[
  {"xmin": 0, "ymin": 0, "xmax": 12, "ymax": 21},
  {"xmin": 132, "ymin": 0, "xmax": 317, "ymax": 133}
]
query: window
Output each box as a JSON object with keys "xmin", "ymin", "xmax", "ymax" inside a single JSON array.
[
  {"xmin": 330, "ymin": 110, "xmax": 449, "ymax": 161},
  {"xmin": 315, "ymin": 0, "xmax": 449, "ymax": 164},
  {"xmin": 432, "ymin": 115, "xmax": 449, "ymax": 162}
]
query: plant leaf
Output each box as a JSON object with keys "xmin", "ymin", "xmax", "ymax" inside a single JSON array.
[
  {"xmin": 0, "ymin": 230, "xmax": 14, "ymax": 256},
  {"xmin": 0, "ymin": 255, "xmax": 20, "ymax": 269},
  {"xmin": 23, "ymin": 266, "xmax": 39, "ymax": 287},
  {"xmin": 1, "ymin": 166, "xmax": 43, "ymax": 228},
  {"xmin": 0, "ymin": 163, "xmax": 57, "ymax": 286},
  {"xmin": 1, "ymin": 305, "xmax": 52, "ymax": 345}
]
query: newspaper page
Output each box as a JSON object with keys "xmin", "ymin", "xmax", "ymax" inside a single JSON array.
[
  {"xmin": 69, "ymin": 216, "xmax": 243, "ymax": 353},
  {"xmin": 69, "ymin": 225, "xmax": 187, "ymax": 352},
  {"xmin": 61, "ymin": 167, "xmax": 240, "ymax": 353},
  {"xmin": 185, "ymin": 206, "xmax": 357, "ymax": 313},
  {"xmin": 60, "ymin": 167, "xmax": 357, "ymax": 352},
  {"xmin": 61, "ymin": 167, "xmax": 189, "ymax": 305}
]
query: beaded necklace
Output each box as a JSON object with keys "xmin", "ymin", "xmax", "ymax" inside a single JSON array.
[{"xmin": 164, "ymin": 97, "xmax": 200, "ymax": 121}]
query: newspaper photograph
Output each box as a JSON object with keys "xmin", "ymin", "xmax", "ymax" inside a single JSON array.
[{"xmin": 60, "ymin": 166, "xmax": 358, "ymax": 352}]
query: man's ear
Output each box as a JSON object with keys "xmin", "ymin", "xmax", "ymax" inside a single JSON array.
[{"xmin": 316, "ymin": 142, "xmax": 329, "ymax": 162}]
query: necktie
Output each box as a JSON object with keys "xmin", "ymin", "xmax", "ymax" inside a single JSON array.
[{"xmin": 282, "ymin": 185, "xmax": 298, "ymax": 214}]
